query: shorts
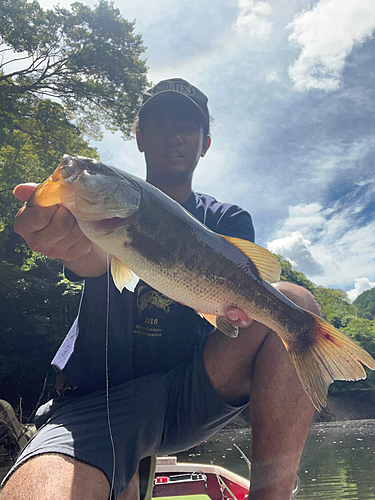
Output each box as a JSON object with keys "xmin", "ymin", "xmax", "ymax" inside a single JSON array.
[{"xmin": 2, "ymin": 345, "xmax": 248, "ymax": 499}]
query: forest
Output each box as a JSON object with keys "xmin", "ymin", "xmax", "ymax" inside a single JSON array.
[
  {"xmin": 1, "ymin": 0, "xmax": 375, "ymax": 420},
  {"xmin": 0, "ymin": 0, "xmax": 147, "ymax": 413}
]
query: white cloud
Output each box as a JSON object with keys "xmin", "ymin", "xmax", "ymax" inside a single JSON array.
[
  {"xmin": 287, "ymin": 0, "xmax": 375, "ymax": 91},
  {"xmin": 283, "ymin": 203, "xmax": 325, "ymax": 235},
  {"xmin": 233, "ymin": 0, "xmax": 273, "ymax": 39},
  {"xmin": 347, "ymin": 277, "xmax": 375, "ymax": 302},
  {"xmin": 265, "ymin": 70, "xmax": 280, "ymax": 83},
  {"xmin": 267, "ymin": 198, "xmax": 375, "ymax": 292},
  {"xmin": 267, "ymin": 230, "xmax": 325, "ymax": 276}
]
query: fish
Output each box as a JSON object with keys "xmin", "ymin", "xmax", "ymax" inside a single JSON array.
[{"xmin": 27, "ymin": 154, "xmax": 375, "ymax": 411}]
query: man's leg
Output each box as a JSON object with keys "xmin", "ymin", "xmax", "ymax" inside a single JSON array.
[
  {"xmin": 0, "ymin": 368, "xmax": 164, "ymax": 500},
  {"xmin": 203, "ymin": 283, "xmax": 317, "ymax": 500},
  {"xmin": 0, "ymin": 454, "xmax": 111, "ymax": 500},
  {"xmin": 247, "ymin": 329, "xmax": 314, "ymax": 499},
  {"xmin": 118, "ymin": 467, "xmax": 140, "ymax": 500},
  {"xmin": 0, "ymin": 454, "xmax": 142, "ymax": 500}
]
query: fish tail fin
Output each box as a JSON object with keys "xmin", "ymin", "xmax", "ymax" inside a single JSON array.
[{"xmin": 287, "ymin": 311, "xmax": 375, "ymax": 411}]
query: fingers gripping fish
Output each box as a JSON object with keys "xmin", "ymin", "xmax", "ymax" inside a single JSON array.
[{"xmin": 27, "ymin": 155, "xmax": 375, "ymax": 411}]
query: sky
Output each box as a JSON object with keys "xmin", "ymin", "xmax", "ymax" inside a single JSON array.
[{"xmin": 35, "ymin": 0, "xmax": 375, "ymax": 301}]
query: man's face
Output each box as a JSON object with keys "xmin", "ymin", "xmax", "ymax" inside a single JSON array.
[{"xmin": 137, "ymin": 97, "xmax": 210, "ymax": 184}]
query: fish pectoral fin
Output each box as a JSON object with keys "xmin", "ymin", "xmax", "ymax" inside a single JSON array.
[
  {"xmin": 220, "ymin": 235, "xmax": 281, "ymax": 283},
  {"xmin": 199, "ymin": 313, "xmax": 239, "ymax": 338},
  {"xmin": 130, "ymin": 230, "xmax": 176, "ymax": 267},
  {"xmin": 111, "ymin": 257, "xmax": 136, "ymax": 292}
]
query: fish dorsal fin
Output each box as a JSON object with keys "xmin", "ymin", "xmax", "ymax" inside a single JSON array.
[
  {"xmin": 220, "ymin": 235, "xmax": 281, "ymax": 283},
  {"xmin": 198, "ymin": 313, "xmax": 239, "ymax": 338},
  {"xmin": 111, "ymin": 256, "xmax": 136, "ymax": 293}
]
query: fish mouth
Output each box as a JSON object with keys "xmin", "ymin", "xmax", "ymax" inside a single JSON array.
[
  {"xmin": 59, "ymin": 155, "xmax": 83, "ymax": 182},
  {"xmin": 27, "ymin": 155, "xmax": 83, "ymax": 208}
]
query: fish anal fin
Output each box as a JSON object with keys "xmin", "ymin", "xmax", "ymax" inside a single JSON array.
[
  {"xmin": 111, "ymin": 256, "xmax": 135, "ymax": 293},
  {"xmin": 287, "ymin": 311, "xmax": 375, "ymax": 411},
  {"xmin": 221, "ymin": 235, "xmax": 281, "ymax": 283},
  {"xmin": 199, "ymin": 313, "xmax": 239, "ymax": 338}
]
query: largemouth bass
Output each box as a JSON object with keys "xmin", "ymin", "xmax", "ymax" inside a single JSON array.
[{"xmin": 27, "ymin": 155, "xmax": 375, "ymax": 410}]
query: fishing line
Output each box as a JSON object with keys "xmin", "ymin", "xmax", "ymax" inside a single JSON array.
[{"xmin": 106, "ymin": 254, "xmax": 116, "ymax": 499}]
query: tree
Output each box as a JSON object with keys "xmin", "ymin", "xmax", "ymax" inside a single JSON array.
[
  {"xmin": 0, "ymin": 255, "xmax": 82, "ymax": 411},
  {"xmin": 313, "ymin": 286, "xmax": 358, "ymax": 329},
  {"xmin": 0, "ymin": 0, "xmax": 149, "ymax": 258},
  {"xmin": 0, "ymin": 100, "xmax": 99, "ymax": 234},
  {"xmin": 353, "ymin": 287, "xmax": 375, "ymax": 320},
  {"xmin": 277, "ymin": 255, "xmax": 316, "ymax": 293},
  {"xmin": 0, "ymin": 0, "xmax": 148, "ymax": 141},
  {"xmin": 330, "ymin": 317, "xmax": 375, "ymax": 393},
  {"xmin": 0, "ymin": 0, "xmax": 149, "ymax": 413},
  {"xmin": 276, "ymin": 256, "xmax": 375, "ymax": 397},
  {"xmin": 0, "ymin": 0, "xmax": 148, "ymax": 257}
]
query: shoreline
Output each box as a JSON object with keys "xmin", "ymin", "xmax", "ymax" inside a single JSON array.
[{"xmin": 225, "ymin": 391, "xmax": 375, "ymax": 429}]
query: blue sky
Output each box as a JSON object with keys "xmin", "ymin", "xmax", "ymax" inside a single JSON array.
[{"xmin": 36, "ymin": 0, "xmax": 375, "ymax": 300}]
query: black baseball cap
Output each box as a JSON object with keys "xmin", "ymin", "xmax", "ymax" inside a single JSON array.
[{"xmin": 138, "ymin": 78, "xmax": 209, "ymax": 133}]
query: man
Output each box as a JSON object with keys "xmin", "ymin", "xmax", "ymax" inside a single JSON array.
[{"xmin": 1, "ymin": 79, "xmax": 318, "ymax": 500}]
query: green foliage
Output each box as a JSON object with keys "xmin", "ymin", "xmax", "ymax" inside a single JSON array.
[
  {"xmin": 0, "ymin": 256, "xmax": 81, "ymax": 409},
  {"xmin": 0, "ymin": 100, "xmax": 99, "ymax": 232},
  {"xmin": 277, "ymin": 255, "xmax": 316, "ymax": 293},
  {"xmin": 277, "ymin": 255, "xmax": 359, "ymax": 328},
  {"xmin": 313, "ymin": 286, "xmax": 358, "ymax": 329},
  {"xmin": 276, "ymin": 255, "xmax": 375, "ymax": 397},
  {"xmin": 0, "ymin": 0, "xmax": 148, "ymax": 412},
  {"xmin": 343, "ymin": 318, "xmax": 375, "ymax": 360},
  {"xmin": 0, "ymin": 0, "xmax": 148, "ymax": 259},
  {"xmin": 0, "ymin": 0, "xmax": 148, "ymax": 140},
  {"xmin": 353, "ymin": 287, "xmax": 375, "ymax": 320},
  {"xmin": 329, "ymin": 317, "xmax": 375, "ymax": 393}
]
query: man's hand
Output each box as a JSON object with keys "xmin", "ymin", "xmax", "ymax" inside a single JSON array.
[
  {"xmin": 13, "ymin": 183, "xmax": 108, "ymax": 277},
  {"xmin": 13, "ymin": 183, "xmax": 92, "ymax": 262}
]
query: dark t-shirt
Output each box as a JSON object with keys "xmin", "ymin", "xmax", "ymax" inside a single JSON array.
[{"xmin": 52, "ymin": 192, "xmax": 255, "ymax": 393}]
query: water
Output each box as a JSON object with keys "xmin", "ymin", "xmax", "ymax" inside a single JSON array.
[
  {"xmin": 175, "ymin": 420, "xmax": 375, "ymax": 499},
  {"xmin": 1, "ymin": 420, "xmax": 374, "ymax": 497}
]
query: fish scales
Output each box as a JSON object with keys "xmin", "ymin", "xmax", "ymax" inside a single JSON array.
[
  {"xmin": 124, "ymin": 189, "xmax": 271, "ymax": 320},
  {"xmin": 27, "ymin": 155, "xmax": 375, "ymax": 411},
  {"xmin": 89, "ymin": 180, "xmax": 258, "ymax": 317}
]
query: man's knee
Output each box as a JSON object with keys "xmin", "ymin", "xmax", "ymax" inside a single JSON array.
[
  {"xmin": 274, "ymin": 281, "xmax": 321, "ymax": 316},
  {"xmin": 0, "ymin": 454, "xmax": 110, "ymax": 500}
]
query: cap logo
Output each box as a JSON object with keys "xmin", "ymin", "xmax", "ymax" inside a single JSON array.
[
  {"xmin": 140, "ymin": 79, "xmax": 209, "ymax": 131},
  {"xmin": 151, "ymin": 82, "xmax": 196, "ymax": 97}
]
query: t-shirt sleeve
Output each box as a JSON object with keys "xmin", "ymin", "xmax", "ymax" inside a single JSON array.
[
  {"xmin": 64, "ymin": 267, "xmax": 86, "ymax": 282},
  {"xmin": 215, "ymin": 205, "xmax": 255, "ymax": 242}
]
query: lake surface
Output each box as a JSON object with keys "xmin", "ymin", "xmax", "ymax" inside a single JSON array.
[
  {"xmin": 176, "ymin": 419, "xmax": 375, "ymax": 499},
  {"xmin": 1, "ymin": 420, "xmax": 374, "ymax": 498}
]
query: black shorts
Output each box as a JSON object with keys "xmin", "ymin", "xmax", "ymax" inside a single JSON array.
[{"xmin": 2, "ymin": 345, "xmax": 247, "ymax": 499}]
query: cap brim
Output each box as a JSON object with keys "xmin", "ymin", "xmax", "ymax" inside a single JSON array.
[{"xmin": 138, "ymin": 91, "xmax": 209, "ymax": 125}]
